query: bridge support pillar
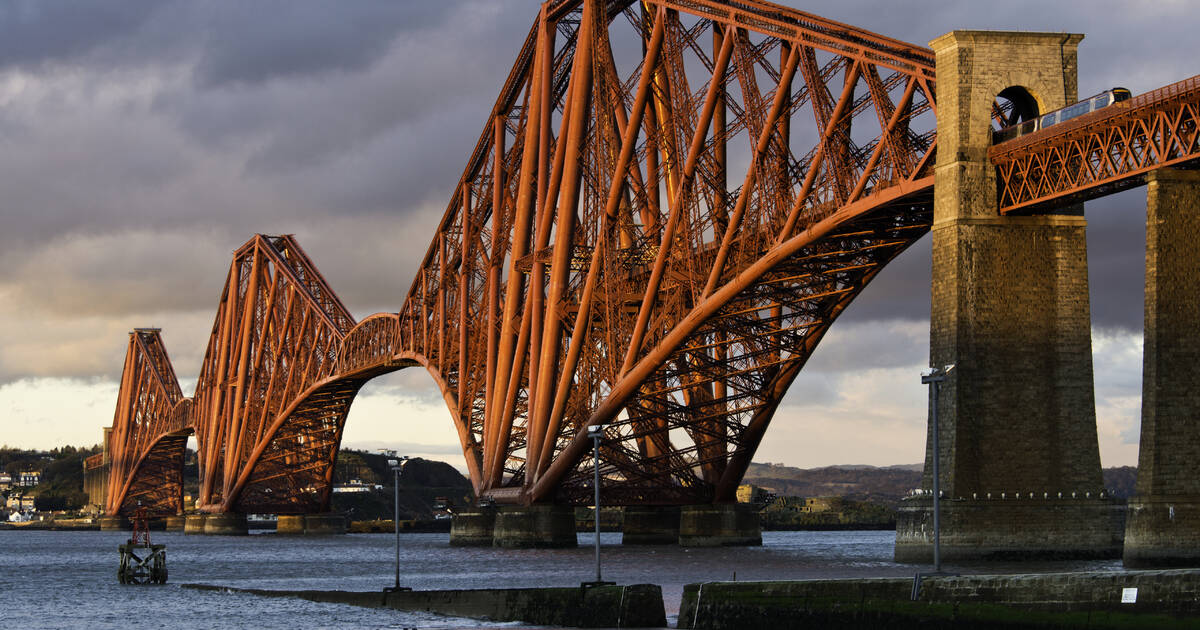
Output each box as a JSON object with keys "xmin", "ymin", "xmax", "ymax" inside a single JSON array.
[
  {"xmin": 202, "ymin": 513, "xmax": 248, "ymax": 536},
  {"xmin": 164, "ymin": 515, "xmax": 185, "ymax": 531},
  {"xmin": 1124, "ymin": 168, "xmax": 1200, "ymax": 568},
  {"xmin": 622, "ymin": 506, "xmax": 680, "ymax": 545},
  {"xmin": 302, "ymin": 513, "xmax": 346, "ymax": 535},
  {"xmin": 449, "ymin": 509, "xmax": 496, "ymax": 547},
  {"xmin": 99, "ymin": 515, "xmax": 131, "ymax": 531},
  {"xmin": 679, "ymin": 504, "xmax": 761, "ymax": 547},
  {"xmin": 492, "ymin": 505, "xmax": 576, "ymax": 548},
  {"xmin": 277, "ymin": 515, "xmax": 305, "ymax": 535},
  {"xmin": 183, "ymin": 513, "xmax": 207, "ymax": 534},
  {"xmin": 897, "ymin": 30, "xmax": 1121, "ymax": 562}
]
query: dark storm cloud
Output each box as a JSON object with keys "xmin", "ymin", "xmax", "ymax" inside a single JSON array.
[
  {"xmin": 0, "ymin": 0, "xmax": 1192, "ymax": 387},
  {"xmin": 0, "ymin": 1, "xmax": 538, "ymax": 383},
  {"xmin": 191, "ymin": 2, "xmax": 452, "ymax": 87},
  {"xmin": 0, "ymin": 0, "xmax": 161, "ymax": 69},
  {"xmin": 809, "ymin": 0, "xmax": 1187, "ymax": 333}
]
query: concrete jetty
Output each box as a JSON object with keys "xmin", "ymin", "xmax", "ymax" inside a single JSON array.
[
  {"xmin": 183, "ymin": 583, "xmax": 666, "ymax": 628},
  {"xmin": 678, "ymin": 570, "xmax": 1200, "ymax": 629}
]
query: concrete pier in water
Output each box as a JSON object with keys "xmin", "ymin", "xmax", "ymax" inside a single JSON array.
[
  {"xmin": 183, "ymin": 514, "xmax": 207, "ymax": 534},
  {"xmin": 622, "ymin": 506, "xmax": 680, "ymax": 545},
  {"xmin": 99, "ymin": 515, "xmax": 131, "ymax": 531},
  {"xmin": 449, "ymin": 509, "xmax": 496, "ymax": 546},
  {"xmin": 277, "ymin": 514, "xmax": 347, "ymax": 535},
  {"xmin": 202, "ymin": 513, "xmax": 248, "ymax": 536},
  {"xmin": 492, "ymin": 505, "xmax": 576, "ymax": 548},
  {"xmin": 679, "ymin": 504, "xmax": 761, "ymax": 547}
]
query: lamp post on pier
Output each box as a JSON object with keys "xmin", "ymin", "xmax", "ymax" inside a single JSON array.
[
  {"xmin": 384, "ymin": 456, "xmax": 411, "ymax": 594},
  {"xmin": 921, "ymin": 364, "xmax": 954, "ymax": 573},
  {"xmin": 583, "ymin": 424, "xmax": 614, "ymax": 588}
]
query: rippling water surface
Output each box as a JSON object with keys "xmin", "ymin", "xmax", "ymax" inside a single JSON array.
[{"xmin": 2, "ymin": 529, "xmax": 1122, "ymax": 629}]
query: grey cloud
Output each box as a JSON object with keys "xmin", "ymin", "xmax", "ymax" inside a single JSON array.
[
  {"xmin": 0, "ymin": 0, "xmax": 162, "ymax": 70},
  {"xmin": 190, "ymin": 2, "xmax": 453, "ymax": 88},
  {"xmin": 802, "ymin": 321, "xmax": 928, "ymax": 374},
  {"xmin": 0, "ymin": 0, "xmax": 1191, "ymax": 390},
  {"xmin": 837, "ymin": 236, "xmax": 932, "ymax": 324},
  {"xmin": 1085, "ymin": 191, "xmax": 1147, "ymax": 333}
]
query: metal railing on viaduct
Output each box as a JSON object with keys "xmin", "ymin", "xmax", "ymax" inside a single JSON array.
[{"xmin": 100, "ymin": 0, "xmax": 1200, "ymax": 519}]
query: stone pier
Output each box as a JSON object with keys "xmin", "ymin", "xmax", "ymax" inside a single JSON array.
[
  {"xmin": 274, "ymin": 513, "xmax": 344, "ymax": 535},
  {"xmin": 678, "ymin": 504, "xmax": 761, "ymax": 547},
  {"xmin": 276, "ymin": 515, "xmax": 305, "ymax": 535},
  {"xmin": 1124, "ymin": 169, "xmax": 1200, "ymax": 568},
  {"xmin": 202, "ymin": 513, "xmax": 248, "ymax": 536},
  {"xmin": 491, "ymin": 505, "xmax": 576, "ymax": 548},
  {"xmin": 897, "ymin": 31, "xmax": 1120, "ymax": 562},
  {"xmin": 303, "ymin": 513, "xmax": 346, "ymax": 535},
  {"xmin": 622, "ymin": 506, "xmax": 680, "ymax": 545},
  {"xmin": 449, "ymin": 509, "xmax": 497, "ymax": 547},
  {"xmin": 183, "ymin": 513, "xmax": 207, "ymax": 534},
  {"xmin": 164, "ymin": 515, "xmax": 186, "ymax": 531},
  {"xmin": 99, "ymin": 515, "xmax": 131, "ymax": 531}
]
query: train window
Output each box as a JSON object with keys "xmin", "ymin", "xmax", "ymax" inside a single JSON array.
[
  {"xmin": 1062, "ymin": 102, "xmax": 1090, "ymax": 121},
  {"xmin": 1041, "ymin": 111, "xmax": 1058, "ymax": 127}
]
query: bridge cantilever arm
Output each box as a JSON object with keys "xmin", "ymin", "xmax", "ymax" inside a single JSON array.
[{"xmin": 526, "ymin": 176, "xmax": 934, "ymax": 503}]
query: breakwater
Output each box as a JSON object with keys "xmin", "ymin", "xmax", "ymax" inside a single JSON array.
[
  {"xmin": 678, "ymin": 570, "xmax": 1200, "ymax": 629},
  {"xmin": 184, "ymin": 583, "xmax": 666, "ymax": 628}
]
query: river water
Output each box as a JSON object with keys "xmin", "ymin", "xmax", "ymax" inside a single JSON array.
[{"xmin": 1, "ymin": 529, "xmax": 1122, "ymax": 629}]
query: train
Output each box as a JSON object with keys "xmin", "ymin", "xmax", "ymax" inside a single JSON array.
[{"xmin": 994, "ymin": 87, "xmax": 1131, "ymax": 144}]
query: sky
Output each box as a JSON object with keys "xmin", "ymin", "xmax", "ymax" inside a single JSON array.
[{"xmin": 0, "ymin": 0, "xmax": 1193, "ymax": 472}]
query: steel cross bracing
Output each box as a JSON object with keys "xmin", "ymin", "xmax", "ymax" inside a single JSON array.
[
  {"xmin": 395, "ymin": 0, "xmax": 939, "ymax": 505},
  {"xmin": 104, "ymin": 330, "xmax": 189, "ymax": 516},
  {"xmin": 101, "ymin": 0, "xmax": 1197, "ymax": 516},
  {"xmin": 992, "ymin": 73, "xmax": 1200, "ymax": 214}
]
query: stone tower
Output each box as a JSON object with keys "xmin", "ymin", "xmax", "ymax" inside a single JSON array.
[
  {"xmin": 1124, "ymin": 168, "xmax": 1200, "ymax": 567},
  {"xmin": 895, "ymin": 31, "xmax": 1123, "ymax": 562}
]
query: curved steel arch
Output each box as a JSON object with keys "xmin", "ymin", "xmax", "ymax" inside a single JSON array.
[
  {"xmin": 111, "ymin": 424, "xmax": 192, "ymax": 517},
  {"xmin": 223, "ymin": 342, "xmax": 487, "ymax": 513},
  {"xmin": 102, "ymin": 0, "xmax": 944, "ymax": 514},
  {"xmin": 414, "ymin": 0, "xmax": 940, "ymax": 504}
]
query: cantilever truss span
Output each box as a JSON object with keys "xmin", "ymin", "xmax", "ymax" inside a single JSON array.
[
  {"xmin": 389, "ymin": 0, "xmax": 939, "ymax": 506},
  {"xmin": 993, "ymin": 73, "xmax": 1200, "ymax": 213},
  {"xmin": 102, "ymin": 1, "xmax": 1199, "ymax": 517}
]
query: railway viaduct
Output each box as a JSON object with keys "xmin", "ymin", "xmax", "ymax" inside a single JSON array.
[{"xmin": 85, "ymin": 1, "xmax": 1200, "ymax": 567}]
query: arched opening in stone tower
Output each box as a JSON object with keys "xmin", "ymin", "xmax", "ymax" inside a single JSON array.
[{"xmin": 994, "ymin": 85, "xmax": 1040, "ymax": 132}]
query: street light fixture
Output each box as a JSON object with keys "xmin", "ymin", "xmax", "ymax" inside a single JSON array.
[
  {"xmin": 384, "ymin": 456, "xmax": 412, "ymax": 594},
  {"xmin": 582, "ymin": 424, "xmax": 615, "ymax": 588},
  {"xmin": 920, "ymin": 364, "xmax": 954, "ymax": 574}
]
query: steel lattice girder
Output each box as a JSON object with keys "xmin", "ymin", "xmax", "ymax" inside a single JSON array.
[
  {"xmin": 991, "ymin": 73, "xmax": 1200, "ymax": 214},
  {"xmin": 397, "ymin": 0, "xmax": 941, "ymax": 505},
  {"xmin": 105, "ymin": 330, "xmax": 187, "ymax": 516},
  {"xmin": 103, "ymin": 1, "xmax": 1198, "ymax": 513}
]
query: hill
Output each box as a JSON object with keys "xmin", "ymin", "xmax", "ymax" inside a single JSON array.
[
  {"xmin": 745, "ymin": 462, "xmax": 1139, "ymax": 507},
  {"xmin": 330, "ymin": 450, "xmax": 473, "ymax": 521}
]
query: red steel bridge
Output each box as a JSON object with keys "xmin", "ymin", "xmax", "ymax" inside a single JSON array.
[{"xmin": 97, "ymin": 0, "xmax": 1200, "ymax": 517}]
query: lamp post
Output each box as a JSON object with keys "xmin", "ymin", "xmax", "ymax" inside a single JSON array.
[
  {"xmin": 384, "ymin": 457, "xmax": 411, "ymax": 593},
  {"xmin": 583, "ymin": 424, "xmax": 614, "ymax": 587},
  {"xmin": 920, "ymin": 364, "xmax": 955, "ymax": 574}
]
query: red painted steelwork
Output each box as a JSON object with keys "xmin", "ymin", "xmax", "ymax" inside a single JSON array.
[
  {"xmin": 993, "ymin": 74, "xmax": 1200, "ymax": 214},
  {"xmin": 100, "ymin": 1, "xmax": 1196, "ymax": 516}
]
